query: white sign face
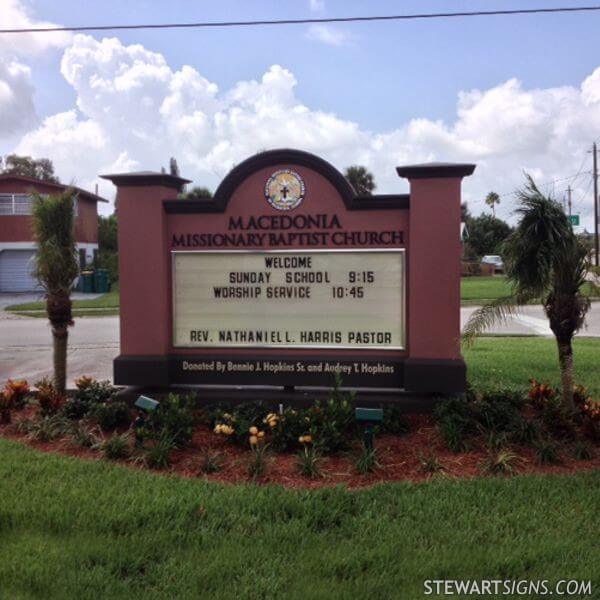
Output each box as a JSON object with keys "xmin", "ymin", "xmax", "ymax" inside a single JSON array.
[{"xmin": 172, "ymin": 250, "xmax": 405, "ymax": 350}]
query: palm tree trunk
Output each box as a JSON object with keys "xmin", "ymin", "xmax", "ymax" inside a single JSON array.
[
  {"xmin": 52, "ymin": 324, "xmax": 69, "ymax": 393},
  {"xmin": 557, "ymin": 338, "xmax": 574, "ymax": 409}
]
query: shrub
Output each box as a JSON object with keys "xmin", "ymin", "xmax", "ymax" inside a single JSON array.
[
  {"xmin": 297, "ymin": 444, "xmax": 323, "ymax": 479},
  {"xmin": 94, "ymin": 432, "xmax": 131, "ymax": 460},
  {"xmin": 528, "ymin": 379, "xmax": 555, "ymax": 409},
  {"xmin": 542, "ymin": 398, "xmax": 577, "ymax": 440},
  {"xmin": 308, "ymin": 376, "xmax": 356, "ymax": 453},
  {"xmin": 484, "ymin": 431, "xmax": 511, "ymax": 451},
  {"xmin": 382, "ymin": 404, "xmax": 410, "ymax": 435},
  {"xmin": 0, "ymin": 391, "xmax": 13, "ymax": 424},
  {"xmin": 69, "ymin": 421, "xmax": 96, "ymax": 448},
  {"xmin": 571, "ymin": 440, "xmax": 593, "ymax": 461},
  {"xmin": 511, "ymin": 418, "xmax": 541, "ymax": 446},
  {"xmin": 198, "ymin": 449, "xmax": 222, "ymax": 474},
  {"xmin": 3, "ymin": 379, "xmax": 30, "ymax": 409},
  {"xmin": 92, "ymin": 401, "xmax": 132, "ymax": 431},
  {"xmin": 138, "ymin": 435, "xmax": 176, "ymax": 470},
  {"xmin": 140, "ymin": 394, "xmax": 196, "ymax": 447},
  {"xmin": 209, "ymin": 401, "xmax": 266, "ymax": 446},
  {"xmin": 62, "ymin": 379, "xmax": 114, "ymax": 420},
  {"xmin": 24, "ymin": 414, "xmax": 70, "ymax": 442},
  {"xmin": 35, "ymin": 378, "xmax": 66, "ymax": 416},
  {"xmin": 578, "ymin": 399, "xmax": 600, "ymax": 442},
  {"xmin": 438, "ymin": 418, "xmax": 469, "ymax": 453},
  {"xmin": 418, "ymin": 451, "xmax": 444, "ymax": 474},
  {"xmin": 247, "ymin": 443, "xmax": 269, "ymax": 480},
  {"xmin": 482, "ymin": 450, "xmax": 523, "ymax": 475},
  {"xmin": 269, "ymin": 407, "xmax": 309, "ymax": 452},
  {"xmin": 475, "ymin": 395, "xmax": 522, "ymax": 434},
  {"xmin": 74, "ymin": 375, "xmax": 94, "ymax": 390},
  {"xmin": 356, "ymin": 444, "xmax": 380, "ymax": 475},
  {"xmin": 479, "ymin": 388, "xmax": 525, "ymax": 409},
  {"xmin": 534, "ymin": 437, "xmax": 561, "ymax": 464}
]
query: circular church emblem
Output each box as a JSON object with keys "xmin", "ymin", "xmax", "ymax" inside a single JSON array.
[{"xmin": 264, "ymin": 169, "xmax": 305, "ymax": 211}]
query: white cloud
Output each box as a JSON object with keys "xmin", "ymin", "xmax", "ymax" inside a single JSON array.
[
  {"xmin": 309, "ymin": 0, "xmax": 325, "ymax": 12},
  {"xmin": 306, "ymin": 24, "xmax": 351, "ymax": 46},
  {"xmin": 0, "ymin": 0, "xmax": 72, "ymax": 138},
  {"xmin": 0, "ymin": 57, "xmax": 35, "ymax": 135},
  {"xmin": 0, "ymin": 0, "xmax": 72, "ymax": 56},
  {"xmin": 10, "ymin": 33, "xmax": 600, "ymax": 229}
]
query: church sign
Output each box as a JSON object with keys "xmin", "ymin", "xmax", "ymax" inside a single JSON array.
[{"xmin": 103, "ymin": 149, "xmax": 474, "ymax": 397}]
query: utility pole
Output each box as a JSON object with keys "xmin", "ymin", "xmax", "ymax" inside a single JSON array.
[
  {"xmin": 594, "ymin": 142, "xmax": 599, "ymax": 266},
  {"xmin": 567, "ymin": 185, "xmax": 572, "ymax": 217}
]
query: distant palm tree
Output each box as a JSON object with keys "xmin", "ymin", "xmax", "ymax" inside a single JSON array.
[
  {"xmin": 32, "ymin": 191, "xmax": 79, "ymax": 393},
  {"xmin": 485, "ymin": 191, "xmax": 501, "ymax": 217},
  {"xmin": 345, "ymin": 166, "xmax": 376, "ymax": 196},
  {"xmin": 463, "ymin": 176, "xmax": 597, "ymax": 408}
]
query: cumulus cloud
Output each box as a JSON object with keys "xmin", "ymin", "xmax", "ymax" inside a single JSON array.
[
  {"xmin": 0, "ymin": 0, "xmax": 72, "ymax": 137},
  {"xmin": 309, "ymin": 0, "xmax": 325, "ymax": 12},
  {"xmin": 0, "ymin": 57, "xmax": 35, "ymax": 135},
  {"xmin": 306, "ymin": 24, "xmax": 352, "ymax": 46},
  {"xmin": 11, "ymin": 33, "xmax": 600, "ymax": 228},
  {"xmin": 0, "ymin": 0, "xmax": 72, "ymax": 56}
]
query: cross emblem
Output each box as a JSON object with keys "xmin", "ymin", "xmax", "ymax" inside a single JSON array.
[{"xmin": 280, "ymin": 185, "xmax": 289, "ymax": 199}]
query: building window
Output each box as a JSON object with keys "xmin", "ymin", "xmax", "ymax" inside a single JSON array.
[
  {"xmin": 0, "ymin": 194, "xmax": 33, "ymax": 215},
  {"xmin": 0, "ymin": 193, "xmax": 78, "ymax": 216}
]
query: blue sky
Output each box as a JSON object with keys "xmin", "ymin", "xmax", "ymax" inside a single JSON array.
[
  {"xmin": 25, "ymin": 0, "xmax": 600, "ymax": 129},
  {"xmin": 2, "ymin": 0, "xmax": 600, "ymax": 225}
]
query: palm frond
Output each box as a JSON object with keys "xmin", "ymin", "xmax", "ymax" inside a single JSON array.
[
  {"xmin": 461, "ymin": 295, "xmax": 525, "ymax": 346},
  {"xmin": 32, "ymin": 190, "xmax": 79, "ymax": 294}
]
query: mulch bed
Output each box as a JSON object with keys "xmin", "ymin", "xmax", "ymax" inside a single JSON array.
[{"xmin": 1, "ymin": 410, "xmax": 599, "ymax": 489}]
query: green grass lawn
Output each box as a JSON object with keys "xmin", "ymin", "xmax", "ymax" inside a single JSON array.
[
  {"xmin": 464, "ymin": 336, "xmax": 600, "ymax": 397},
  {"xmin": 1, "ymin": 336, "xmax": 599, "ymax": 596},
  {"xmin": 461, "ymin": 276, "xmax": 598, "ymax": 305},
  {"xmin": 461, "ymin": 276, "xmax": 513, "ymax": 303},
  {"xmin": 6, "ymin": 283, "xmax": 120, "ymax": 317},
  {"xmin": 0, "ymin": 438, "xmax": 597, "ymax": 599}
]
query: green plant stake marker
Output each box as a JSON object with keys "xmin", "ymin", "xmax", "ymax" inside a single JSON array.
[
  {"xmin": 355, "ymin": 407, "xmax": 384, "ymax": 450},
  {"xmin": 135, "ymin": 396, "xmax": 159, "ymax": 412}
]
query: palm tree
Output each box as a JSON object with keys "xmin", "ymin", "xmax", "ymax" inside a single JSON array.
[
  {"xmin": 463, "ymin": 176, "xmax": 596, "ymax": 408},
  {"xmin": 344, "ymin": 166, "xmax": 376, "ymax": 196},
  {"xmin": 485, "ymin": 191, "xmax": 500, "ymax": 217},
  {"xmin": 32, "ymin": 190, "xmax": 79, "ymax": 393}
]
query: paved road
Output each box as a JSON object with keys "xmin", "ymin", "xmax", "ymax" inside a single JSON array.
[{"xmin": 1, "ymin": 303, "xmax": 598, "ymax": 385}]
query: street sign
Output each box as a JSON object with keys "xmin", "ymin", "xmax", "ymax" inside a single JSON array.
[{"xmin": 569, "ymin": 215, "xmax": 580, "ymax": 226}]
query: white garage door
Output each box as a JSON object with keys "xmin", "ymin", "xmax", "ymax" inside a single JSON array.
[{"xmin": 0, "ymin": 250, "xmax": 40, "ymax": 292}]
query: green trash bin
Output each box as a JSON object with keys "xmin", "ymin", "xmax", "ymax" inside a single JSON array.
[
  {"xmin": 80, "ymin": 271, "xmax": 94, "ymax": 293},
  {"xmin": 93, "ymin": 268, "xmax": 110, "ymax": 294}
]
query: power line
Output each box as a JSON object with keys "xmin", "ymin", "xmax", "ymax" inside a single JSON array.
[
  {"xmin": 498, "ymin": 171, "xmax": 591, "ymax": 198},
  {"xmin": 2, "ymin": 6, "xmax": 600, "ymax": 34}
]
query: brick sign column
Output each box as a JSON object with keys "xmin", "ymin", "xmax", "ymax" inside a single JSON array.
[{"xmin": 397, "ymin": 164, "xmax": 475, "ymax": 393}]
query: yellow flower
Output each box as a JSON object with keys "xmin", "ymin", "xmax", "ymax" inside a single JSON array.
[
  {"xmin": 304, "ymin": 435, "xmax": 312, "ymax": 444},
  {"xmin": 223, "ymin": 425, "xmax": 234, "ymax": 436},
  {"xmin": 298, "ymin": 436, "xmax": 305, "ymax": 444},
  {"xmin": 249, "ymin": 426, "xmax": 258, "ymax": 435},
  {"xmin": 258, "ymin": 431, "xmax": 265, "ymax": 438},
  {"xmin": 214, "ymin": 424, "xmax": 222, "ymax": 434},
  {"xmin": 249, "ymin": 435, "xmax": 258, "ymax": 446}
]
